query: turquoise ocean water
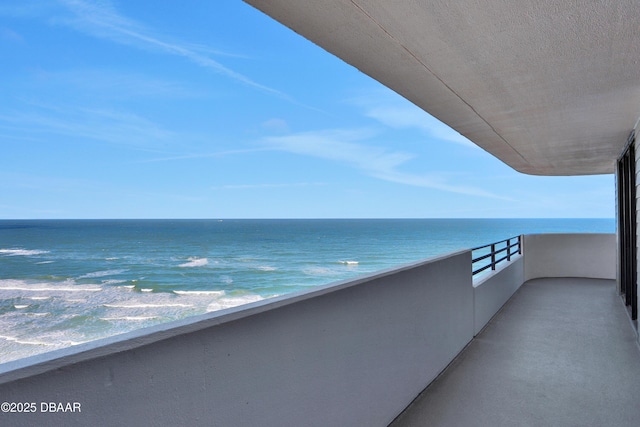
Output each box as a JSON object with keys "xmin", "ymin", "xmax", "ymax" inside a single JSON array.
[{"xmin": 0, "ymin": 218, "xmax": 614, "ymax": 363}]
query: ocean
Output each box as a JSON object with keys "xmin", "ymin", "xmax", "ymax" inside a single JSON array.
[{"xmin": 0, "ymin": 218, "xmax": 614, "ymax": 363}]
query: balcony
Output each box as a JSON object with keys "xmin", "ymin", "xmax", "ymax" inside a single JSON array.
[
  {"xmin": 0, "ymin": 233, "xmax": 635, "ymax": 426},
  {"xmin": 391, "ymin": 277, "xmax": 640, "ymax": 426}
]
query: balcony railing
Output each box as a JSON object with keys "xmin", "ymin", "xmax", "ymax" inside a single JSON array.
[{"xmin": 472, "ymin": 235, "xmax": 522, "ymax": 276}]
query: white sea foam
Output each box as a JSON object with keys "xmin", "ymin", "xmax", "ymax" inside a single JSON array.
[
  {"xmin": 103, "ymin": 303, "xmax": 193, "ymax": 309},
  {"xmin": 303, "ymin": 267, "xmax": 339, "ymax": 276},
  {"xmin": 140, "ymin": 288, "xmax": 153, "ymax": 292},
  {"xmin": 0, "ymin": 248, "xmax": 49, "ymax": 256},
  {"xmin": 0, "ymin": 276, "xmax": 265, "ymax": 363},
  {"xmin": 60, "ymin": 340, "xmax": 90, "ymax": 346},
  {"xmin": 257, "ymin": 266, "xmax": 277, "ymax": 271},
  {"xmin": 206, "ymin": 294, "xmax": 264, "ymax": 312},
  {"xmin": 338, "ymin": 260, "xmax": 359, "ymax": 265},
  {"xmin": 0, "ymin": 283, "xmax": 101, "ymax": 292},
  {"xmin": 179, "ymin": 257, "xmax": 208, "ymax": 268},
  {"xmin": 19, "ymin": 340, "xmax": 54, "ymax": 346},
  {"xmin": 78, "ymin": 269, "xmax": 127, "ymax": 279},
  {"xmin": 102, "ymin": 279, "xmax": 127, "ymax": 285},
  {"xmin": 173, "ymin": 290, "xmax": 225, "ymax": 296},
  {"xmin": 0, "ymin": 335, "xmax": 55, "ymax": 346},
  {"xmin": 35, "ymin": 261, "xmax": 54, "ymax": 265},
  {"xmin": 100, "ymin": 316, "xmax": 158, "ymax": 321}
]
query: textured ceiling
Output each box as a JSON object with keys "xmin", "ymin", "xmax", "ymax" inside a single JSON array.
[{"xmin": 244, "ymin": 0, "xmax": 640, "ymax": 175}]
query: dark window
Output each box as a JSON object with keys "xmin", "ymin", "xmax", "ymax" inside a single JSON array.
[{"xmin": 617, "ymin": 131, "xmax": 637, "ymax": 321}]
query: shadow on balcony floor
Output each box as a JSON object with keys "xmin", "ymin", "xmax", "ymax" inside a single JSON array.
[{"xmin": 391, "ymin": 277, "xmax": 640, "ymax": 427}]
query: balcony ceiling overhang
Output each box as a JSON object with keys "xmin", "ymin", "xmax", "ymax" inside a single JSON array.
[{"xmin": 244, "ymin": 0, "xmax": 640, "ymax": 176}]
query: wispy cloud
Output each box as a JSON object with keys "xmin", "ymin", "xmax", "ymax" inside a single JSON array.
[
  {"xmin": 0, "ymin": 205, "xmax": 66, "ymax": 218},
  {"xmin": 265, "ymin": 128, "xmax": 413, "ymax": 170},
  {"xmin": 213, "ymin": 182, "xmax": 325, "ymax": 190},
  {"xmin": 0, "ymin": 171, "xmax": 93, "ymax": 192},
  {"xmin": 34, "ymin": 69, "xmax": 201, "ymax": 100},
  {"xmin": 15, "ymin": 0, "xmax": 290, "ymax": 99},
  {"xmin": 136, "ymin": 148, "xmax": 272, "ymax": 164},
  {"xmin": 0, "ymin": 26, "xmax": 24, "ymax": 42},
  {"xmin": 0, "ymin": 2, "xmax": 54, "ymax": 18},
  {"xmin": 261, "ymin": 118, "xmax": 290, "ymax": 134},
  {"xmin": 349, "ymin": 90, "xmax": 477, "ymax": 148},
  {"xmin": 510, "ymin": 178, "xmax": 615, "ymax": 217},
  {"xmin": 0, "ymin": 102, "xmax": 176, "ymax": 149},
  {"xmin": 365, "ymin": 105, "xmax": 476, "ymax": 148},
  {"xmin": 55, "ymin": 0, "xmax": 271, "ymax": 89},
  {"xmin": 263, "ymin": 129, "xmax": 508, "ymax": 199}
]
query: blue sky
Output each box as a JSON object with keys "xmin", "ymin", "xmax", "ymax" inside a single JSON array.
[{"xmin": 0, "ymin": 1, "xmax": 613, "ymax": 219}]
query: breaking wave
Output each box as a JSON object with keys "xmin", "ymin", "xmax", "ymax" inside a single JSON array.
[
  {"xmin": 78, "ymin": 269, "xmax": 127, "ymax": 279},
  {"xmin": 0, "ymin": 248, "xmax": 49, "ymax": 257},
  {"xmin": 0, "ymin": 277, "xmax": 267, "ymax": 363},
  {"xmin": 179, "ymin": 257, "xmax": 209, "ymax": 268},
  {"xmin": 173, "ymin": 290, "xmax": 225, "ymax": 296}
]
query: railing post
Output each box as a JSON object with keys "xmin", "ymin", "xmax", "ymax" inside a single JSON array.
[
  {"xmin": 507, "ymin": 238, "xmax": 511, "ymax": 261},
  {"xmin": 491, "ymin": 243, "xmax": 496, "ymax": 270},
  {"xmin": 518, "ymin": 235, "xmax": 522, "ymax": 254}
]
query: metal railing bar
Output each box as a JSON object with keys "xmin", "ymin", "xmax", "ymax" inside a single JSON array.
[
  {"xmin": 485, "ymin": 241, "xmax": 518, "ymax": 251},
  {"xmin": 471, "ymin": 244, "xmax": 518, "ymax": 263},
  {"xmin": 472, "ymin": 252, "xmax": 493, "ymax": 263},
  {"xmin": 471, "ymin": 236, "xmax": 516, "ymax": 251},
  {"xmin": 472, "ymin": 263, "xmax": 494, "ymax": 275},
  {"xmin": 471, "ymin": 235, "xmax": 522, "ymax": 276},
  {"xmin": 494, "ymin": 254, "xmax": 510, "ymax": 265}
]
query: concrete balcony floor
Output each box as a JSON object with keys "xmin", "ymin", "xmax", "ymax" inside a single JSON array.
[{"xmin": 390, "ymin": 277, "xmax": 640, "ymax": 427}]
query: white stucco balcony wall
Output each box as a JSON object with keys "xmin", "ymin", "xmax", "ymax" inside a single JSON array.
[
  {"xmin": 523, "ymin": 233, "xmax": 616, "ymax": 281},
  {"xmin": 473, "ymin": 256, "xmax": 524, "ymax": 335},
  {"xmin": 0, "ymin": 251, "xmax": 475, "ymax": 427}
]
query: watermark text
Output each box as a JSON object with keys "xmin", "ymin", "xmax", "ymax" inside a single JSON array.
[{"xmin": 1, "ymin": 402, "xmax": 82, "ymax": 414}]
